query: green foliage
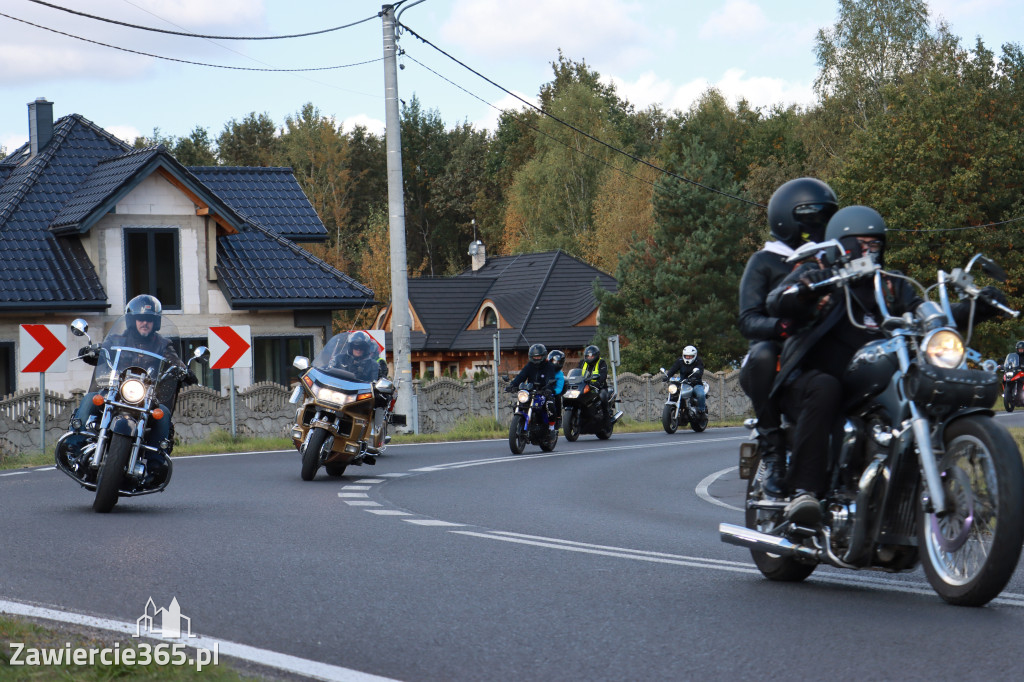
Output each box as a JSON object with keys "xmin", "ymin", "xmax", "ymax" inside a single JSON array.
[{"xmin": 216, "ymin": 111, "xmax": 279, "ymax": 166}]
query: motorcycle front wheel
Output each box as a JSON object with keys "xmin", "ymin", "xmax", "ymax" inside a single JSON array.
[
  {"xmin": 918, "ymin": 416, "xmax": 1024, "ymax": 606},
  {"xmin": 93, "ymin": 433, "xmax": 131, "ymax": 513},
  {"xmin": 745, "ymin": 458, "xmax": 816, "ymax": 582},
  {"xmin": 662, "ymin": 404, "xmax": 679, "ymax": 434},
  {"xmin": 508, "ymin": 414, "xmax": 528, "ymax": 454},
  {"xmin": 301, "ymin": 428, "xmax": 328, "ymax": 481},
  {"xmin": 564, "ymin": 408, "xmax": 581, "ymax": 442},
  {"xmin": 1003, "ymin": 386, "xmax": 1015, "ymax": 412}
]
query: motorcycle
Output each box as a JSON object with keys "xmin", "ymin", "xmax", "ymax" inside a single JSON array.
[
  {"xmin": 721, "ymin": 245, "xmax": 1024, "ymax": 606},
  {"xmin": 660, "ymin": 367, "xmax": 709, "ymax": 434},
  {"xmin": 999, "ymin": 353, "xmax": 1024, "ymax": 412},
  {"xmin": 289, "ymin": 331, "xmax": 402, "ymax": 480},
  {"xmin": 55, "ymin": 316, "xmax": 209, "ymax": 513},
  {"xmin": 561, "ymin": 368, "xmax": 621, "ymax": 441},
  {"xmin": 508, "ymin": 380, "xmax": 558, "ymax": 454}
]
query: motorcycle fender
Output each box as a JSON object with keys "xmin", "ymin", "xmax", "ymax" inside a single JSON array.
[
  {"xmin": 938, "ymin": 407, "xmax": 995, "ymax": 435},
  {"xmin": 110, "ymin": 415, "xmax": 139, "ymax": 438}
]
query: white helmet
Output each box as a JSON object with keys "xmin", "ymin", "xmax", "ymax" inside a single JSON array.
[{"xmin": 682, "ymin": 345, "xmax": 697, "ymax": 364}]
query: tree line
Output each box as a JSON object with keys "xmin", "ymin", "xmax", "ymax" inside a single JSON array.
[{"xmin": 134, "ymin": 0, "xmax": 1024, "ymax": 372}]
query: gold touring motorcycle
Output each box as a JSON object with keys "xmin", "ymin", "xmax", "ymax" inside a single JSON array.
[
  {"xmin": 289, "ymin": 332, "xmax": 402, "ymax": 480},
  {"xmin": 722, "ymin": 246, "xmax": 1024, "ymax": 606}
]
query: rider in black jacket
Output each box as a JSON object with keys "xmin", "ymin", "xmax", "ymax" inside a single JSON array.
[
  {"xmin": 663, "ymin": 345, "xmax": 706, "ymax": 412},
  {"xmin": 738, "ymin": 177, "xmax": 837, "ymax": 496},
  {"xmin": 509, "ymin": 343, "xmax": 561, "ymax": 423}
]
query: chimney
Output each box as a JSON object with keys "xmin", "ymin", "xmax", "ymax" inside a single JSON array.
[
  {"xmin": 28, "ymin": 98, "xmax": 53, "ymax": 157},
  {"xmin": 468, "ymin": 240, "xmax": 486, "ymax": 272}
]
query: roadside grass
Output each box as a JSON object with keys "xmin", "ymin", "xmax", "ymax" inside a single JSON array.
[{"xmin": 0, "ymin": 616, "xmax": 257, "ymax": 681}]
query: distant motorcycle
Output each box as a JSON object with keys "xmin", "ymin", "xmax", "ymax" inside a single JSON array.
[
  {"xmin": 660, "ymin": 367, "xmax": 709, "ymax": 433},
  {"xmin": 1000, "ymin": 354, "xmax": 1024, "ymax": 412},
  {"xmin": 55, "ymin": 316, "xmax": 209, "ymax": 513},
  {"xmin": 508, "ymin": 380, "xmax": 558, "ymax": 454},
  {"xmin": 561, "ymin": 367, "xmax": 620, "ymax": 441}
]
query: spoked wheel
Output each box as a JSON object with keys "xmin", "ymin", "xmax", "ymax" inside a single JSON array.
[
  {"xmin": 918, "ymin": 416, "xmax": 1024, "ymax": 606},
  {"xmin": 93, "ymin": 433, "xmax": 131, "ymax": 513},
  {"xmin": 508, "ymin": 414, "xmax": 527, "ymax": 454},
  {"xmin": 540, "ymin": 426, "xmax": 558, "ymax": 452},
  {"xmin": 745, "ymin": 458, "xmax": 817, "ymax": 582},
  {"xmin": 564, "ymin": 408, "xmax": 581, "ymax": 442},
  {"xmin": 301, "ymin": 428, "xmax": 328, "ymax": 481},
  {"xmin": 690, "ymin": 406, "xmax": 709, "ymax": 433},
  {"xmin": 662, "ymin": 404, "xmax": 679, "ymax": 434}
]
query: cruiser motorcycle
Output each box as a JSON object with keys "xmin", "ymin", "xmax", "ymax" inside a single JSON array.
[
  {"xmin": 660, "ymin": 367, "xmax": 709, "ymax": 434},
  {"xmin": 721, "ymin": 246, "xmax": 1024, "ymax": 606},
  {"xmin": 290, "ymin": 331, "xmax": 401, "ymax": 480},
  {"xmin": 508, "ymin": 380, "xmax": 558, "ymax": 454},
  {"xmin": 55, "ymin": 316, "xmax": 209, "ymax": 513},
  {"xmin": 999, "ymin": 353, "xmax": 1024, "ymax": 412},
  {"xmin": 561, "ymin": 367, "xmax": 621, "ymax": 441}
]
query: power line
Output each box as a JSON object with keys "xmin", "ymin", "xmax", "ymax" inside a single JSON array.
[
  {"xmin": 0, "ymin": 11, "xmax": 383, "ymax": 72},
  {"xmin": 26, "ymin": 0, "xmax": 378, "ymax": 40},
  {"xmin": 889, "ymin": 215, "xmax": 1024, "ymax": 232},
  {"xmin": 397, "ymin": 22, "xmax": 765, "ymax": 210}
]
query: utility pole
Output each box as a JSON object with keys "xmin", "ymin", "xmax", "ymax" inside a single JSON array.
[{"xmin": 382, "ymin": 4, "xmax": 414, "ymax": 429}]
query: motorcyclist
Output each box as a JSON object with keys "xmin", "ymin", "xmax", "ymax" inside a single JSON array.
[
  {"xmin": 332, "ymin": 331, "xmax": 386, "ymax": 383},
  {"xmin": 580, "ymin": 344, "xmax": 610, "ymax": 418},
  {"xmin": 738, "ymin": 177, "xmax": 838, "ymax": 497},
  {"xmin": 766, "ymin": 205, "xmax": 1008, "ymax": 524},
  {"xmin": 508, "ymin": 343, "xmax": 561, "ymax": 425},
  {"xmin": 547, "ymin": 349, "xmax": 566, "ymax": 428},
  {"xmin": 663, "ymin": 345, "xmax": 706, "ymax": 413},
  {"xmin": 74, "ymin": 295, "xmax": 194, "ymax": 484}
]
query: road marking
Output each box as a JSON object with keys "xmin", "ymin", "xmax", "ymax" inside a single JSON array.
[
  {"xmin": 339, "ymin": 493, "xmax": 370, "ymax": 498},
  {"xmin": 403, "ymin": 519, "xmax": 465, "ymax": 527},
  {"xmin": 342, "ymin": 486, "xmax": 373, "ymax": 490},
  {"xmin": 0, "ymin": 598, "xmax": 398, "ymax": 681},
  {"xmin": 343, "ymin": 501, "xmax": 381, "ymax": 507},
  {"xmin": 696, "ymin": 466, "xmax": 743, "ymax": 511},
  {"xmin": 354, "ymin": 479, "xmax": 387, "ymax": 483},
  {"xmin": 365, "ymin": 510, "xmax": 412, "ymax": 516}
]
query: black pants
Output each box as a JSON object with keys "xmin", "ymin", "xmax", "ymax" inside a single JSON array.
[
  {"xmin": 778, "ymin": 369, "xmax": 842, "ymax": 495},
  {"xmin": 740, "ymin": 341, "xmax": 782, "ymax": 433}
]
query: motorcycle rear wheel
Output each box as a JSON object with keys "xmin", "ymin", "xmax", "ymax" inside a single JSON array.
[
  {"xmin": 325, "ymin": 464, "xmax": 347, "ymax": 477},
  {"xmin": 745, "ymin": 459, "xmax": 816, "ymax": 582},
  {"xmin": 564, "ymin": 408, "xmax": 581, "ymax": 442},
  {"xmin": 690, "ymin": 408, "xmax": 708, "ymax": 433},
  {"xmin": 508, "ymin": 415, "xmax": 527, "ymax": 454},
  {"xmin": 662, "ymin": 404, "xmax": 679, "ymax": 434},
  {"xmin": 540, "ymin": 426, "xmax": 558, "ymax": 452},
  {"xmin": 301, "ymin": 428, "xmax": 328, "ymax": 481},
  {"xmin": 596, "ymin": 417, "xmax": 613, "ymax": 440},
  {"xmin": 93, "ymin": 433, "xmax": 131, "ymax": 513},
  {"xmin": 918, "ymin": 416, "xmax": 1024, "ymax": 606}
]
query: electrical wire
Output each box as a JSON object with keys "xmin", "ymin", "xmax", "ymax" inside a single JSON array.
[
  {"xmin": 25, "ymin": 0, "xmax": 378, "ymax": 40},
  {"xmin": 398, "ymin": 22, "xmax": 765, "ymax": 209},
  {"xmin": 0, "ymin": 11, "xmax": 383, "ymax": 72},
  {"xmin": 888, "ymin": 215, "xmax": 1024, "ymax": 232}
]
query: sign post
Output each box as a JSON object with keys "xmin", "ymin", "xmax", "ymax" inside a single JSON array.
[
  {"xmin": 492, "ymin": 330, "xmax": 501, "ymax": 422},
  {"xmin": 607, "ymin": 335, "xmax": 621, "ymax": 397},
  {"xmin": 208, "ymin": 326, "xmax": 252, "ymax": 439},
  {"xmin": 19, "ymin": 324, "xmax": 68, "ymax": 452}
]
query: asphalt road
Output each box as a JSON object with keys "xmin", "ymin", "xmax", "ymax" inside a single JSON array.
[{"xmin": 3, "ymin": 414, "xmax": 1024, "ymax": 681}]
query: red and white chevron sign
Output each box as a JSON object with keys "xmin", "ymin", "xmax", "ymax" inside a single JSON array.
[
  {"xmin": 208, "ymin": 325, "xmax": 252, "ymax": 370},
  {"xmin": 20, "ymin": 324, "xmax": 68, "ymax": 373}
]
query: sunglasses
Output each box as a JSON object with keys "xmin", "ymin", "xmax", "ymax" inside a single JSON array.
[{"xmin": 856, "ymin": 238, "xmax": 884, "ymax": 253}]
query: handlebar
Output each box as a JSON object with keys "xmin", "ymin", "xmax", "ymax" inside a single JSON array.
[{"xmin": 781, "ymin": 256, "xmax": 878, "ymax": 297}]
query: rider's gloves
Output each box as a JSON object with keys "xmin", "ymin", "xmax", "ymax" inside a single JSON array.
[
  {"xmin": 185, "ymin": 368, "xmax": 199, "ymax": 386},
  {"xmin": 977, "ymin": 286, "xmax": 1009, "ymax": 321},
  {"xmin": 78, "ymin": 345, "xmax": 99, "ymax": 365},
  {"xmin": 505, "ymin": 385, "xmax": 516, "ymax": 393},
  {"xmin": 661, "ymin": 376, "xmax": 669, "ymax": 383},
  {"xmin": 797, "ymin": 268, "xmax": 833, "ymax": 302},
  {"xmin": 776, "ymin": 319, "xmax": 793, "ymax": 339}
]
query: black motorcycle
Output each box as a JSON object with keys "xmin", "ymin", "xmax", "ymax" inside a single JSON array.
[
  {"xmin": 561, "ymin": 368, "xmax": 620, "ymax": 441},
  {"xmin": 660, "ymin": 367, "xmax": 709, "ymax": 433},
  {"xmin": 55, "ymin": 316, "xmax": 209, "ymax": 513},
  {"xmin": 508, "ymin": 380, "xmax": 558, "ymax": 454},
  {"xmin": 999, "ymin": 353, "xmax": 1024, "ymax": 412},
  {"xmin": 721, "ymin": 246, "xmax": 1024, "ymax": 606}
]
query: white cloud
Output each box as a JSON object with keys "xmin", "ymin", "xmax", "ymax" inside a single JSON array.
[
  {"xmin": 104, "ymin": 125, "xmax": 144, "ymax": 146},
  {"xmin": 698, "ymin": 0, "xmax": 770, "ymax": 40},
  {"xmin": 605, "ymin": 68, "xmax": 813, "ymax": 114},
  {"xmin": 341, "ymin": 113, "xmax": 385, "ymax": 136},
  {"xmin": 152, "ymin": 0, "xmax": 265, "ymax": 26},
  {"xmin": 2, "ymin": 134, "xmax": 27, "ymax": 154},
  {"xmin": 472, "ymin": 91, "xmax": 537, "ymax": 133}
]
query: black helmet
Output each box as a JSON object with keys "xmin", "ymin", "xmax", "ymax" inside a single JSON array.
[
  {"xmin": 766, "ymin": 178, "xmax": 838, "ymax": 247},
  {"xmin": 547, "ymin": 349, "xmax": 565, "ymax": 370},
  {"xmin": 345, "ymin": 331, "xmax": 375, "ymax": 358},
  {"xmin": 1016, "ymin": 341, "xmax": 1024, "ymax": 354},
  {"xmin": 584, "ymin": 345, "xmax": 600, "ymax": 363},
  {"xmin": 825, "ymin": 205, "xmax": 886, "ymax": 265},
  {"xmin": 125, "ymin": 294, "xmax": 162, "ymax": 332},
  {"xmin": 529, "ymin": 343, "xmax": 547, "ymax": 365}
]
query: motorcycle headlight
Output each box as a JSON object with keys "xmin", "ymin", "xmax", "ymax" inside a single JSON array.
[
  {"xmin": 564, "ymin": 389, "xmax": 580, "ymax": 399},
  {"xmin": 667, "ymin": 383, "xmax": 678, "ymax": 395},
  {"xmin": 119, "ymin": 379, "xmax": 146, "ymax": 404},
  {"xmin": 517, "ymin": 390, "xmax": 530, "ymax": 403},
  {"xmin": 311, "ymin": 384, "xmax": 354, "ymax": 407},
  {"xmin": 921, "ymin": 329, "xmax": 964, "ymax": 369}
]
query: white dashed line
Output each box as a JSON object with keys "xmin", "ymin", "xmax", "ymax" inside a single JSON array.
[
  {"xmin": 343, "ymin": 501, "xmax": 381, "ymax": 507},
  {"xmin": 338, "ymin": 492, "xmax": 370, "ymax": 498},
  {"xmin": 364, "ymin": 510, "xmax": 412, "ymax": 516},
  {"xmin": 402, "ymin": 519, "xmax": 465, "ymax": 527}
]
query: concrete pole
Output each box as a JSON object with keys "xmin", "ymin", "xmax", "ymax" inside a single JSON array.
[{"xmin": 382, "ymin": 5, "xmax": 414, "ymax": 429}]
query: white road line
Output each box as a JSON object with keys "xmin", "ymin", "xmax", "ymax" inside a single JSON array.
[
  {"xmin": 696, "ymin": 466, "xmax": 743, "ymax": 511},
  {"xmin": 364, "ymin": 510, "xmax": 412, "ymax": 516},
  {"xmin": 403, "ymin": 519, "xmax": 465, "ymax": 527},
  {"xmin": 354, "ymin": 479, "xmax": 387, "ymax": 483},
  {"xmin": 0, "ymin": 599, "xmax": 399, "ymax": 682},
  {"xmin": 343, "ymin": 501, "xmax": 381, "ymax": 507},
  {"xmin": 338, "ymin": 493, "xmax": 369, "ymax": 498},
  {"xmin": 342, "ymin": 486, "xmax": 373, "ymax": 491}
]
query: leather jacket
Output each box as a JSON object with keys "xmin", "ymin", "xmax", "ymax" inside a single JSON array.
[{"xmin": 738, "ymin": 242, "xmax": 798, "ymax": 344}]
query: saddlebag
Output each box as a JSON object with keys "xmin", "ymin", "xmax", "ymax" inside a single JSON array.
[{"xmin": 905, "ymin": 362, "xmax": 999, "ymax": 408}]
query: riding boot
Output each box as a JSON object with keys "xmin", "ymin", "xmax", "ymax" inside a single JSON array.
[{"xmin": 759, "ymin": 428, "xmax": 787, "ymax": 498}]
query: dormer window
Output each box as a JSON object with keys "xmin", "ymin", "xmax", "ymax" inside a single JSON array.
[
  {"xmin": 480, "ymin": 305, "xmax": 498, "ymax": 328},
  {"xmin": 124, "ymin": 227, "xmax": 181, "ymax": 310}
]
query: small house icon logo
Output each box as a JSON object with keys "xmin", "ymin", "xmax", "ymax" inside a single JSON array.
[{"xmin": 135, "ymin": 597, "xmax": 195, "ymax": 639}]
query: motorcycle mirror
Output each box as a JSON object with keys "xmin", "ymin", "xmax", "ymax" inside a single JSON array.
[
  {"xmin": 293, "ymin": 356, "xmax": 310, "ymax": 371},
  {"xmin": 193, "ymin": 345, "xmax": 211, "ymax": 363},
  {"xmin": 786, "ymin": 238, "xmax": 843, "ymax": 264},
  {"xmin": 980, "ymin": 257, "xmax": 1007, "ymax": 283},
  {"xmin": 982, "ymin": 359, "xmax": 999, "ymax": 373},
  {"xmin": 70, "ymin": 319, "xmax": 89, "ymax": 337}
]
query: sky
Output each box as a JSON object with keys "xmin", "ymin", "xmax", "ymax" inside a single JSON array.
[{"xmin": 1, "ymin": 0, "xmax": 1021, "ymax": 154}]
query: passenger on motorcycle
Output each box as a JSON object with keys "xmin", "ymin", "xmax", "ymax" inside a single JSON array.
[
  {"xmin": 508, "ymin": 343, "xmax": 561, "ymax": 425},
  {"xmin": 547, "ymin": 349, "xmax": 566, "ymax": 428},
  {"xmin": 580, "ymin": 345, "xmax": 610, "ymax": 418},
  {"xmin": 663, "ymin": 345, "xmax": 707, "ymax": 412},
  {"xmin": 738, "ymin": 177, "xmax": 837, "ymax": 496},
  {"xmin": 766, "ymin": 206, "xmax": 1008, "ymax": 524}
]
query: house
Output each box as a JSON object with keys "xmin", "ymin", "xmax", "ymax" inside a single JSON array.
[
  {"xmin": 373, "ymin": 243, "xmax": 618, "ymax": 378},
  {"xmin": 0, "ymin": 99, "xmax": 374, "ymax": 397}
]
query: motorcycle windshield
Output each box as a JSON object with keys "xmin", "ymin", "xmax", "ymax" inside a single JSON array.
[
  {"xmin": 88, "ymin": 315, "xmax": 183, "ymax": 405},
  {"xmin": 312, "ymin": 331, "xmax": 382, "ymax": 384},
  {"xmin": 565, "ymin": 368, "xmax": 583, "ymax": 385},
  {"xmin": 1004, "ymin": 353, "xmax": 1020, "ymax": 369}
]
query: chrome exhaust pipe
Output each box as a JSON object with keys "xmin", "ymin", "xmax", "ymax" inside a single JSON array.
[{"xmin": 719, "ymin": 523, "xmax": 819, "ymax": 560}]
